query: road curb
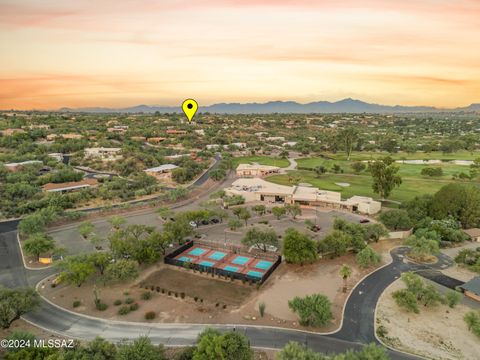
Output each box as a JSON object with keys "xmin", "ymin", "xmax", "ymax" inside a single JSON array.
[{"xmin": 16, "ymin": 232, "xmax": 53, "ymax": 271}]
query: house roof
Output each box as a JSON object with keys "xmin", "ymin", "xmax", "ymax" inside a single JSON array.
[
  {"xmin": 42, "ymin": 178, "xmax": 98, "ymax": 192},
  {"xmin": 463, "ymin": 228, "xmax": 480, "ymax": 238},
  {"xmin": 236, "ymin": 164, "xmax": 280, "ymax": 171},
  {"xmin": 144, "ymin": 164, "xmax": 178, "ymax": 173},
  {"xmin": 460, "ymin": 277, "xmax": 480, "ymax": 295}
]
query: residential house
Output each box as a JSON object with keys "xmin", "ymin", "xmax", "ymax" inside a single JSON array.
[
  {"xmin": 225, "ymin": 178, "xmax": 381, "ymax": 215},
  {"xmin": 236, "ymin": 164, "xmax": 281, "ymax": 177},
  {"xmin": 144, "ymin": 164, "xmax": 178, "ymax": 182},
  {"xmin": 84, "ymin": 147, "xmax": 122, "ymax": 162},
  {"xmin": 42, "ymin": 179, "xmax": 98, "ymax": 193}
]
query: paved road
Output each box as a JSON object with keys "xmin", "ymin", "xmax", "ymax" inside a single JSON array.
[
  {"xmin": 416, "ymin": 269, "xmax": 464, "ymax": 290},
  {"xmin": 1, "ymin": 221, "xmax": 420, "ymax": 359}
]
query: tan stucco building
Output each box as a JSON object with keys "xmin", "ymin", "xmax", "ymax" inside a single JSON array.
[
  {"xmin": 236, "ymin": 164, "xmax": 281, "ymax": 178},
  {"xmin": 225, "ymin": 178, "xmax": 381, "ymax": 215}
]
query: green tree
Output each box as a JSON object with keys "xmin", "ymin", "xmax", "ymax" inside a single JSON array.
[
  {"xmin": 314, "ymin": 166, "xmax": 327, "ymax": 178},
  {"xmin": 4, "ymin": 331, "xmax": 36, "ymax": 353},
  {"xmin": 0, "ymin": 287, "xmax": 39, "ymax": 328},
  {"xmin": 78, "ymin": 221, "xmax": 95, "ymax": 239},
  {"xmin": 464, "ymin": 311, "xmax": 480, "ymax": 337},
  {"xmin": 288, "ymin": 294, "xmax": 333, "ymax": 327},
  {"xmin": 379, "ymin": 209, "xmax": 412, "ymax": 230},
  {"xmin": 285, "ymin": 203, "xmax": 302, "ymax": 219},
  {"xmin": 404, "ymin": 235, "xmax": 439, "ymax": 262},
  {"xmin": 368, "ymin": 156, "xmax": 402, "ymax": 199},
  {"xmin": 105, "ymin": 259, "xmax": 139, "ymax": 282},
  {"xmin": 58, "ymin": 255, "xmax": 96, "ymax": 287},
  {"xmin": 233, "ymin": 207, "xmax": 251, "ymax": 226},
  {"xmin": 277, "ymin": 341, "xmax": 326, "ymax": 360},
  {"xmin": 430, "ymin": 183, "xmax": 480, "ymax": 228},
  {"xmin": 89, "ymin": 252, "xmax": 112, "ymax": 275},
  {"xmin": 242, "ymin": 227, "xmax": 278, "ymax": 252},
  {"xmin": 23, "ymin": 233, "xmax": 55, "ymax": 261},
  {"xmin": 156, "ymin": 207, "xmax": 174, "ymax": 220},
  {"xmin": 108, "ymin": 215, "xmax": 126, "ymax": 230},
  {"xmin": 272, "ymin": 206, "xmax": 286, "ymax": 220},
  {"xmin": 62, "ymin": 336, "xmax": 117, "ymax": 360},
  {"xmin": 228, "ymin": 219, "xmax": 243, "ymax": 230},
  {"xmin": 356, "ymin": 246, "xmax": 381, "ymax": 268},
  {"xmin": 193, "ymin": 328, "xmax": 253, "ymax": 360},
  {"xmin": 351, "ymin": 161, "xmax": 366, "ymax": 173},
  {"xmin": 392, "ymin": 289, "xmax": 419, "ymax": 314},
  {"xmin": 318, "ymin": 230, "xmax": 351, "ymax": 258},
  {"xmin": 251, "ymin": 204, "xmax": 266, "ymax": 216},
  {"xmin": 339, "ymin": 264, "xmax": 352, "ymax": 293},
  {"xmin": 364, "ymin": 223, "xmax": 389, "ymax": 243},
  {"xmin": 116, "ymin": 336, "xmax": 166, "ymax": 360},
  {"xmin": 283, "ymin": 228, "xmax": 317, "ymax": 265},
  {"xmin": 338, "ymin": 127, "xmax": 359, "ymax": 160}
]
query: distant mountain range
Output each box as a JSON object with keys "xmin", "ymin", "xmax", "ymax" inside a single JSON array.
[{"xmin": 58, "ymin": 98, "xmax": 480, "ymax": 114}]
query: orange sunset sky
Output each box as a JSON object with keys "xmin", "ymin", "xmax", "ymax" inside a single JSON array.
[{"xmin": 1, "ymin": 0, "xmax": 479, "ymax": 110}]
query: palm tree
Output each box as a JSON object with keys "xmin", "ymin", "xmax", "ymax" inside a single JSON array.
[{"xmin": 340, "ymin": 264, "xmax": 352, "ymax": 293}]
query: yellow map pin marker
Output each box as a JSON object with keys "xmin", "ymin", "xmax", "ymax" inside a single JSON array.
[{"xmin": 182, "ymin": 99, "xmax": 198, "ymax": 122}]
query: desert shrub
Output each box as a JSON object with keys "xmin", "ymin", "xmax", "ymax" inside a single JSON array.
[
  {"xmin": 464, "ymin": 310, "xmax": 480, "ymax": 338},
  {"xmin": 259, "ymin": 302, "xmax": 266, "ymax": 317},
  {"xmin": 445, "ymin": 290, "xmax": 462, "ymax": 308},
  {"xmin": 118, "ymin": 306, "xmax": 130, "ymax": 315},
  {"xmin": 125, "ymin": 297, "xmax": 134, "ymax": 304},
  {"xmin": 73, "ymin": 300, "xmax": 81, "ymax": 308},
  {"xmin": 180, "ymin": 292, "xmax": 185, "ymax": 299},
  {"xmin": 141, "ymin": 291, "xmax": 152, "ymax": 300},
  {"xmin": 288, "ymin": 294, "xmax": 332, "ymax": 327},
  {"xmin": 145, "ymin": 311, "xmax": 156, "ymax": 320},
  {"xmin": 113, "ymin": 299, "xmax": 122, "ymax": 306},
  {"xmin": 95, "ymin": 302, "xmax": 108, "ymax": 311},
  {"xmin": 129, "ymin": 303, "xmax": 139, "ymax": 311}
]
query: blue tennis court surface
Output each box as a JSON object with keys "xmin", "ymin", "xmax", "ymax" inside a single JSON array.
[
  {"xmin": 188, "ymin": 248, "xmax": 206, "ymax": 256},
  {"xmin": 224, "ymin": 265, "xmax": 239, "ymax": 272},
  {"xmin": 178, "ymin": 256, "xmax": 192, "ymax": 262},
  {"xmin": 199, "ymin": 260, "xmax": 214, "ymax": 267},
  {"xmin": 255, "ymin": 260, "xmax": 273, "ymax": 270},
  {"xmin": 232, "ymin": 256, "xmax": 250, "ymax": 265},
  {"xmin": 247, "ymin": 271, "xmax": 263, "ymax": 278},
  {"xmin": 208, "ymin": 251, "xmax": 226, "ymax": 260}
]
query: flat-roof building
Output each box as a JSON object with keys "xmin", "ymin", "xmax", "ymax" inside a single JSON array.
[
  {"xmin": 42, "ymin": 179, "xmax": 98, "ymax": 193},
  {"xmin": 4, "ymin": 160, "xmax": 43, "ymax": 172},
  {"xmin": 459, "ymin": 277, "xmax": 480, "ymax": 302},
  {"xmin": 225, "ymin": 178, "xmax": 381, "ymax": 215},
  {"xmin": 144, "ymin": 164, "xmax": 178, "ymax": 182},
  {"xmin": 236, "ymin": 164, "xmax": 281, "ymax": 178}
]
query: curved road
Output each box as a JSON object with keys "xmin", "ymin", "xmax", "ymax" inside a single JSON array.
[{"xmin": 0, "ymin": 218, "xmax": 434, "ymax": 359}]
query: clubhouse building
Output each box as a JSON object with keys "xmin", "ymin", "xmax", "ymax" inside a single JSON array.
[{"xmin": 225, "ymin": 177, "xmax": 381, "ymax": 215}]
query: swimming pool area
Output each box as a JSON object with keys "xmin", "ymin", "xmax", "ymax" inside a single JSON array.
[
  {"xmin": 188, "ymin": 248, "xmax": 207, "ymax": 256},
  {"xmin": 224, "ymin": 265, "xmax": 239, "ymax": 272},
  {"xmin": 232, "ymin": 256, "xmax": 251, "ymax": 265},
  {"xmin": 178, "ymin": 256, "xmax": 192, "ymax": 262},
  {"xmin": 247, "ymin": 270, "xmax": 263, "ymax": 278},
  {"xmin": 208, "ymin": 251, "xmax": 227, "ymax": 261},
  {"xmin": 255, "ymin": 260, "xmax": 273, "ymax": 270},
  {"xmin": 167, "ymin": 241, "xmax": 280, "ymax": 283},
  {"xmin": 199, "ymin": 260, "xmax": 215, "ymax": 267}
]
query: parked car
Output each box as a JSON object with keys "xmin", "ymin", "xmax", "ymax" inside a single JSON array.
[
  {"xmin": 189, "ymin": 221, "xmax": 197, "ymax": 228},
  {"xmin": 359, "ymin": 219, "xmax": 370, "ymax": 224}
]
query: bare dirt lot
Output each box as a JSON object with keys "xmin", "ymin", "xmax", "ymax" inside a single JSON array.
[
  {"xmin": 39, "ymin": 239, "xmax": 398, "ymax": 333},
  {"xmin": 376, "ymin": 279, "xmax": 480, "ymax": 360}
]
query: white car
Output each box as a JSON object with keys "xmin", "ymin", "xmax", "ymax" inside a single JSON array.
[{"xmin": 189, "ymin": 221, "xmax": 197, "ymax": 228}]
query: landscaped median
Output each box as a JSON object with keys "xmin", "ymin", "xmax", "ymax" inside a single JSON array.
[{"xmin": 376, "ymin": 275, "xmax": 480, "ymax": 360}]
